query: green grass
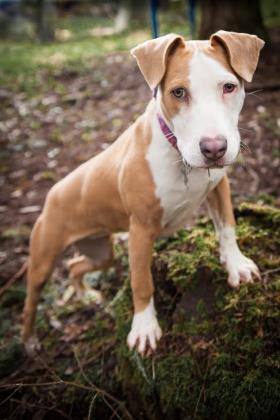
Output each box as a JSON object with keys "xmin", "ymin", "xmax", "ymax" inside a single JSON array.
[
  {"xmin": 0, "ymin": 15, "xmax": 150, "ymax": 91},
  {"xmin": 0, "ymin": 13, "xmax": 194, "ymax": 92}
]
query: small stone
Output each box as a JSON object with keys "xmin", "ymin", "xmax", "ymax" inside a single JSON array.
[
  {"xmin": 19, "ymin": 205, "xmax": 41, "ymax": 214},
  {"xmin": 257, "ymin": 105, "xmax": 266, "ymax": 114},
  {"xmin": 47, "ymin": 147, "xmax": 60, "ymax": 159},
  {"xmin": 11, "ymin": 189, "xmax": 22, "ymax": 198},
  {"xmin": 28, "ymin": 139, "xmax": 47, "ymax": 149}
]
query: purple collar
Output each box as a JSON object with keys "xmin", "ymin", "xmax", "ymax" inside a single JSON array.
[
  {"xmin": 153, "ymin": 88, "xmax": 179, "ymax": 152},
  {"xmin": 157, "ymin": 113, "xmax": 179, "ymax": 151}
]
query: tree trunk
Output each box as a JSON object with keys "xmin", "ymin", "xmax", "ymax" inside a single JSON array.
[
  {"xmin": 114, "ymin": 0, "xmax": 148, "ymax": 31},
  {"xmin": 198, "ymin": 0, "xmax": 269, "ymax": 41},
  {"xmin": 36, "ymin": 0, "xmax": 56, "ymax": 42}
]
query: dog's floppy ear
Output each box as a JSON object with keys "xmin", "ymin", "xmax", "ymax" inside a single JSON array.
[
  {"xmin": 210, "ymin": 30, "xmax": 265, "ymax": 82},
  {"xmin": 131, "ymin": 34, "xmax": 185, "ymax": 90}
]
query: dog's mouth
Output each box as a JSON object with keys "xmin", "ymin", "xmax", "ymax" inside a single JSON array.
[
  {"xmin": 179, "ymin": 147, "xmax": 234, "ymax": 171},
  {"xmin": 182, "ymin": 159, "xmax": 229, "ymax": 170},
  {"xmin": 204, "ymin": 159, "xmax": 227, "ymax": 169},
  {"xmin": 180, "ymin": 153, "xmax": 239, "ymax": 170}
]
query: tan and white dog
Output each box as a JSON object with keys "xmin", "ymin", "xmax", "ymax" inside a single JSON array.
[{"xmin": 22, "ymin": 31, "xmax": 264, "ymax": 355}]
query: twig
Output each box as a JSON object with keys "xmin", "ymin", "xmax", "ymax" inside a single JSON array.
[
  {"xmin": 73, "ymin": 347, "xmax": 133, "ymax": 419},
  {"xmin": 0, "ymin": 380, "xmax": 134, "ymax": 420},
  {"xmin": 262, "ymin": 267, "xmax": 280, "ymax": 276},
  {"xmin": 0, "ymin": 385, "xmax": 22, "ymax": 407},
  {"xmin": 87, "ymin": 392, "xmax": 99, "ymax": 420},
  {"xmin": 34, "ymin": 351, "xmax": 63, "ymax": 383},
  {"xmin": 102, "ymin": 394, "xmax": 123, "ymax": 420},
  {"xmin": 79, "ymin": 341, "xmax": 115, "ymax": 369},
  {"xmin": 10, "ymin": 398, "xmax": 72, "ymax": 419},
  {"xmin": 73, "ymin": 346, "xmax": 95, "ymax": 388},
  {"xmin": 0, "ymin": 260, "xmax": 27, "ymax": 298}
]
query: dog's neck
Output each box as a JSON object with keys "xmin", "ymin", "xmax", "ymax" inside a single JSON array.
[{"xmin": 147, "ymin": 99, "xmax": 183, "ymax": 172}]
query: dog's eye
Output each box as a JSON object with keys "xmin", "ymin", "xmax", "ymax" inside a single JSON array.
[
  {"xmin": 223, "ymin": 83, "xmax": 236, "ymax": 94},
  {"xmin": 172, "ymin": 88, "xmax": 186, "ymax": 99}
]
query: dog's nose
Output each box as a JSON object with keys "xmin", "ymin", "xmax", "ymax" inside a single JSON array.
[{"xmin": 199, "ymin": 135, "xmax": 227, "ymax": 161}]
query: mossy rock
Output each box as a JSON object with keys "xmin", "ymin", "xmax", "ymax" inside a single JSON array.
[{"xmin": 111, "ymin": 203, "xmax": 280, "ymax": 420}]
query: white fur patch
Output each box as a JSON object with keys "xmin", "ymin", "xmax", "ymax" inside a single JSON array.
[
  {"xmin": 219, "ymin": 225, "xmax": 260, "ymax": 287},
  {"xmin": 127, "ymin": 297, "xmax": 162, "ymax": 353},
  {"xmin": 147, "ymin": 109, "xmax": 226, "ymax": 233}
]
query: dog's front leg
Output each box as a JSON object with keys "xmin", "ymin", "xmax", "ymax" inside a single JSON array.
[
  {"xmin": 207, "ymin": 175, "xmax": 260, "ymax": 288},
  {"xmin": 127, "ymin": 216, "xmax": 162, "ymax": 354}
]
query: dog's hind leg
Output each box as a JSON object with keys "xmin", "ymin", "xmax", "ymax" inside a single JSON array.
[
  {"xmin": 22, "ymin": 215, "xmax": 65, "ymax": 354},
  {"xmin": 66, "ymin": 234, "xmax": 114, "ymax": 301}
]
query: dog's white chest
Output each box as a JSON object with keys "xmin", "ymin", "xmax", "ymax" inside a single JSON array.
[{"xmin": 147, "ymin": 119, "xmax": 226, "ymax": 233}]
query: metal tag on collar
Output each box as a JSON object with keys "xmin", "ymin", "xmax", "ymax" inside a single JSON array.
[{"xmin": 181, "ymin": 159, "xmax": 192, "ymax": 188}]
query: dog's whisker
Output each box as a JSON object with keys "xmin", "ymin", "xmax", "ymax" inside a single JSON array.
[
  {"xmin": 240, "ymin": 139, "xmax": 250, "ymax": 149},
  {"xmin": 240, "ymin": 140, "xmax": 249, "ymax": 149},
  {"xmin": 246, "ymin": 92, "xmax": 262, "ymax": 100},
  {"xmin": 238, "ymin": 126, "xmax": 252, "ymax": 133},
  {"xmin": 232, "ymin": 159, "xmax": 245, "ymax": 169},
  {"xmin": 246, "ymin": 89, "xmax": 264, "ymax": 96},
  {"xmin": 240, "ymin": 140, "xmax": 251, "ymax": 153},
  {"xmin": 234, "ymin": 150, "xmax": 248, "ymax": 167}
]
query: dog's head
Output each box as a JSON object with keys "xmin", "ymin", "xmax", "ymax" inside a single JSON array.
[{"xmin": 131, "ymin": 31, "xmax": 264, "ymax": 168}]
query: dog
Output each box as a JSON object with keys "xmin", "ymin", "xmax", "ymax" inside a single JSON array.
[{"xmin": 22, "ymin": 31, "xmax": 264, "ymax": 355}]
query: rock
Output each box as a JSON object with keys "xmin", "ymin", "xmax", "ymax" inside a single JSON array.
[
  {"xmin": 28, "ymin": 139, "xmax": 47, "ymax": 149},
  {"xmin": 19, "ymin": 206, "xmax": 41, "ymax": 214}
]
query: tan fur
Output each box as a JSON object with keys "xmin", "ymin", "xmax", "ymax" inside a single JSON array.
[
  {"xmin": 160, "ymin": 43, "xmax": 193, "ymax": 120},
  {"xmin": 131, "ymin": 33, "xmax": 185, "ymax": 90},
  {"xmin": 207, "ymin": 175, "xmax": 235, "ymax": 228},
  {"xmin": 210, "ymin": 31, "xmax": 265, "ymax": 82}
]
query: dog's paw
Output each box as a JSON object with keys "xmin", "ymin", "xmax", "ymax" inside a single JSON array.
[
  {"xmin": 225, "ymin": 251, "xmax": 260, "ymax": 288},
  {"xmin": 127, "ymin": 320, "xmax": 162, "ymax": 355},
  {"xmin": 127, "ymin": 299, "xmax": 162, "ymax": 355},
  {"xmin": 24, "ymin": 336, "xmax": 41, "ymax": 357}
]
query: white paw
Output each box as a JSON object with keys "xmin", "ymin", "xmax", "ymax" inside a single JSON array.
[
  {"xmin": 225, "ymin": 251, "xmax": 260, "ymax": 288},
  {"xmin": 24, "ymin": 335, "xmax": 41, "ymax": 357},
  {"xmin": 127, "ymin": 298, "xmax": 162, "ymax": 354},
  {"xmin": 127, "ymin": 319, "xmax": 162, "ymax": 354}
]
